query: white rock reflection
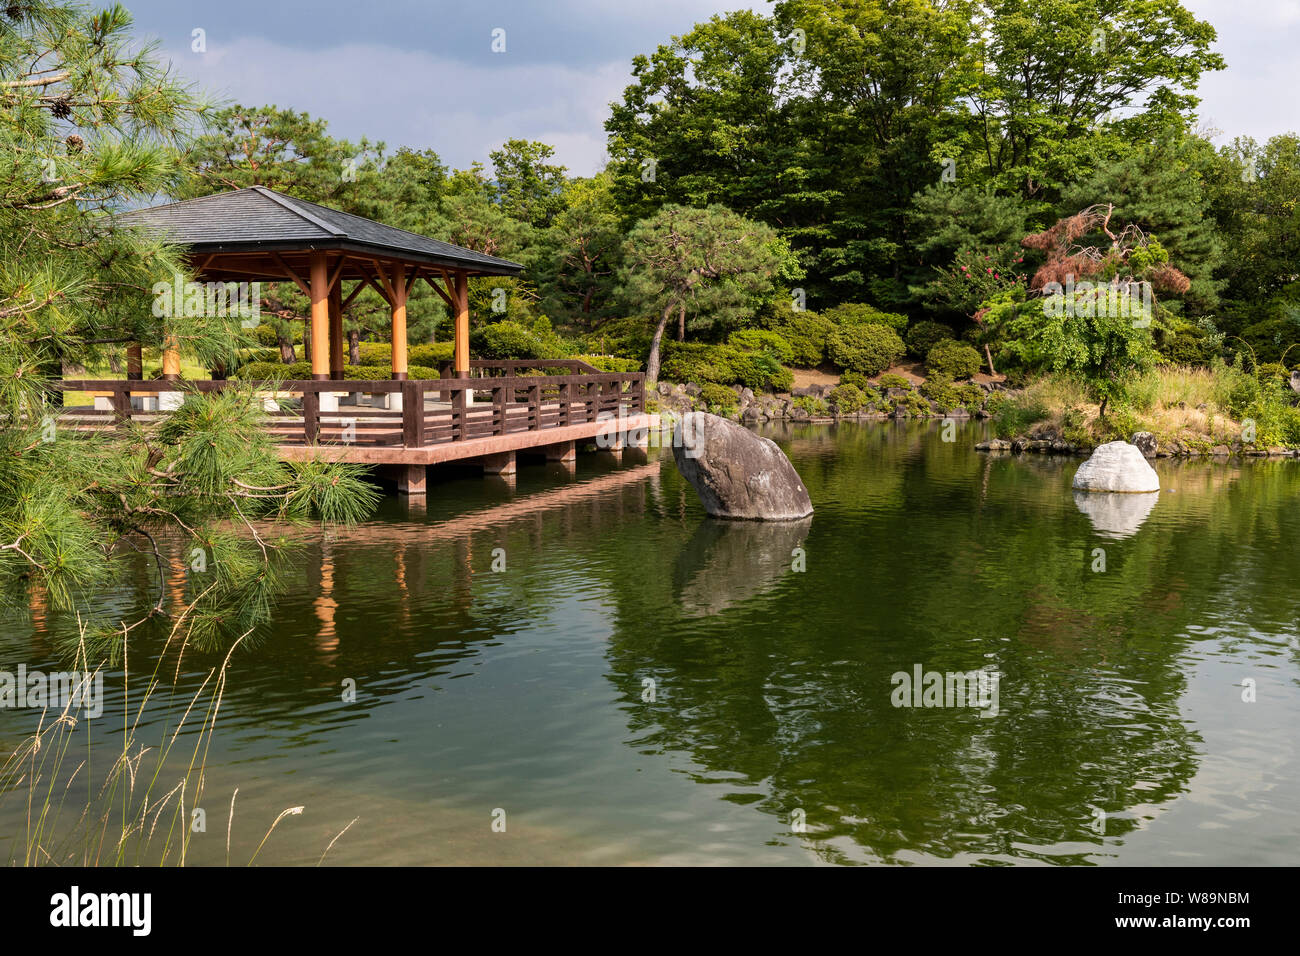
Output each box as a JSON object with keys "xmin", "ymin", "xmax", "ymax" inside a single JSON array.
[{"xmin": 1073, "ymin": 489, "xmax": 1160, "ymax": 539}]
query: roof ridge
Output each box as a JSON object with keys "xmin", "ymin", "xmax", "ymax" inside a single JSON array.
[
  {"xmin": 285, "ymin": 193, "xmax": 477, "ymax": 253},
  {"xmin": 250, "ymin": 186, "xmax": 346, "ymax": 237}
]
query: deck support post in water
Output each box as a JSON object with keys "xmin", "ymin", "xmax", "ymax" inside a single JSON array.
[
  {"xmin": 398, "ymin": 463, "xmax": 427, "ymax": 496},
  {"xmin": 480, "ymin": 451, "xmax": 516, "ymax": 475},
  {"xmin": 544, "ymin": 440, "xmax": 576, "ymax": 463}
]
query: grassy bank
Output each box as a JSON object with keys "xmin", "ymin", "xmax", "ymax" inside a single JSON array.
[{"xmin": 989, "ymin": 362, "xmax": 1300, "ymax": 454}]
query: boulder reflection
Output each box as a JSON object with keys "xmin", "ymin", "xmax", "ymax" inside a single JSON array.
[{"xmin": 674, "ymin": 517, "xmax": 811, "ymax": 616}]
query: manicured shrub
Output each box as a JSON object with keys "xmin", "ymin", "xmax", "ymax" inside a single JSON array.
[
  {"xmin": 698, "ymin": 382, "xmax": 739, "ymax": 414},
  {"xmin": 955, "ymin": 382, "xmax": 986, "ymax": 407},
  {"xmin": 920, "ymin": 375, "xmax": 961, "ymax": 410},
  {"xmin": 356, "ymin": 341, "xmax": 391, "ymax": 365},
  {"xmin": 838, "ymin": 369, "xmax": 872, "ymax": 390},
  {"xmin": 897, "ymin": 392, "xmax": 932, "ymax": 417},
  {"xmin": 925, "ymin": 339, "xmax": 982, "ymax": 380},
  {"xmin": 410, "ymin": 342, "xmax": 454, "ymax": 366},
  {"xmin": 823, "ymin": 302, "xmax": 908, "ymax": 331},
  {"xmin": 828, "ymin": 383, "xmax": 866, "ymax": 413},
  {"xmin": 233, "ymin": 361, "xmax": 442, "ymax": 381},
  {"xmin": 792, "ymin": 394, "xmax": 829, "ymax": 416},
  {"xmin": 234, "ymin": 361, "xmax": 302, "ymax": 380},
  {"xmin": 877, "ymin": 372, "xmax": 912, "ymax": 389},
  {"xmin": 772, "ymin": 312, "xmax": 835, "ymax": 367},
  {"xmin": 575, "ymin": 354, "xmax": 642, "ymax": 373},
  {"xmin": 729, "ymin": 328, "xmax": 795, "ymax": 364},
  {"xmin": 660, "ymin": 341, "xmax": 784, "ymax": 392},
  {"xmin": 827, "ymin": 324, "xmax": 906, "ymax": 376},
  {"xmin": 905, "ymin": 320, "xmax": 954, "ymax": 358},
  {"xmin": 473, "ymin": 321, "xmax": 545, "ymax": 360},
  {"xmin": 356, "ymin": 341, "xmax": 454, "ymax": 367}
]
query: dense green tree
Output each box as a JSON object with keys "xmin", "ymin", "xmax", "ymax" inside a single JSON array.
[
  {"xmin": 489, "ymin": 138, "xmax": 568, "ymax": 229},
  {"xmin": 962, "ymin": 0, "xmax": 1225, "ymax": 199},
  {"xmin": 1207, "ymin": 135, "xmax": 1300, "ymax": 318},
  {"xmin": 617, "ymin": 204, "xmax": 797, "ymax": 382},
  {"xmin": 533, "ymin": 173, "xmax": 624, "ymax": 328}
]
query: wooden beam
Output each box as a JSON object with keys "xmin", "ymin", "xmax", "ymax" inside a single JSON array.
[
  {"xmin": 422, "ymin": 274, "xmax": 455, "ymax": 309},
  {"xmin": 340, "ymin": 279, "xmax": 367, "ymax": 311},
  {"xmin": 271, "ymin": 252, "xmax": 312, "ymax": 298},
  {"xmin": 328, "ymin": 255, "xmax": 347, "ymax": 294},
  {"xmin": 370, "ymin": 259, "xmax": 397, "ymax": 304},
  {"xmin": 353, "ymin": 262, "xmax": 390, "ymax": 304}
]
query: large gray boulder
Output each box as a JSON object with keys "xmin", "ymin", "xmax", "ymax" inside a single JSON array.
[
  {"xmin": 673, "ymin": 412, "xmax": 814, "ymax": 520},
  {"xmin": 1072, "ymin": 441, "xmax": 1160, "ymax": 493}
]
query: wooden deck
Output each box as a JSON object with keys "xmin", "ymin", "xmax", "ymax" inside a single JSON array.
[{"xmin": 54, "ymin": 363, "xmax": 652, "ymax": 493}]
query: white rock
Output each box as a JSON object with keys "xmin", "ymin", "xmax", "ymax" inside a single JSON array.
[{"xmin": 1072, "ymin": 441, "xmax": 1160, "ymax": 493}]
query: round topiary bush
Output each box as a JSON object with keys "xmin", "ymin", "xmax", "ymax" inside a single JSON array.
[
  {"xmin": 905, "ymin": 320, "xmax": 954, "ymax": 358},
  {"xmin": 698, "ymin": 382, "xmax": 739, "ymax": 414},
  {"xmin": 729, "ymin": 328, "xmax": 795, "ymax": 364},
  {"xmin": 472, "ymin": 321, "xmax": 543, "ymax": 360},
  {"xmin": 823, "ymin": 302, "xmax": 909, "ymax": 331},
  {"xmin": 925, "ymin": 339, "xmax": 982, "ymax": 380},
  {"xmin": 828, "ymin": 383, "xmax": 866, "ymax": 413},
  {"xmin": 827, "ymin": 324, "xmax": 906, "ymax": 376},
  {"xmin": 773, "ymin": 312, "xmax": 835, "ymax": 367}
]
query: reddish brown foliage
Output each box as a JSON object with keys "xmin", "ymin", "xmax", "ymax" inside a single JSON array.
[{"xmin": 1147, "ymin": 263, "xmax": 1191, "ymax": 294}]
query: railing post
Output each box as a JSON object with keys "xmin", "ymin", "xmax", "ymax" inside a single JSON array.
[
  {"xmin": 528, "ymin": 383, "xmax": 541, "ymax": 430},
  {"xmin": 402, "ymin": 380, "xmax": 423, "ymax": 447},
  {"xmin": 493, "ymin": 384, "xmax": 507, "ymax": 436},
  {"xmin": 303, "ymin": 387, "xmax": 319, "ymax": 444},
  {"xmin": 110, "ymin": 384, "xmax": 130, "ymax": 425},
  {"xmin": 451, "ymin": 386, "xmax": 466, "ymax": 441},
  {"xmin": 559, "ymin": 382, "xmax": 571, "ymax": 426}
]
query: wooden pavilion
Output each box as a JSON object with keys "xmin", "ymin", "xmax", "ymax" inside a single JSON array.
[
  {"xmin": 56, "ymin": 187, "xmax": 651, "ymax": 494},
  {"xmin": 116, "ymin": 185, "xmax": 523, "ymax": 380}
]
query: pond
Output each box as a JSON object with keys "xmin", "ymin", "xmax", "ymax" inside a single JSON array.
[{"xmin": 3, "ymin": 421, "xmax": 1299, "ymax": 865}]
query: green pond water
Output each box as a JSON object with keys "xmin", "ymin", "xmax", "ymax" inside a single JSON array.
[{"xmin": 3, "ymin": 421, "xmax": 1299, "ymax": 865}]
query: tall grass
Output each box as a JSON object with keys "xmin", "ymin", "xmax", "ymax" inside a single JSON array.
[
  {"xmin": 992, "ymin": 364, "xmax": 1300, "ymax": 448},
  {"xmin": 0, "ymin": 604, "xmax": 356, "ymax": 866}
]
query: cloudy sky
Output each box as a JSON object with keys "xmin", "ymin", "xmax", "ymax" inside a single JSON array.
[{"xmin": 125, "ymin": 0, "xmax": 1299, "ymax": 176}]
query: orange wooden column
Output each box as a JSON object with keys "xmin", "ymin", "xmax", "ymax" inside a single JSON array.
[
  {"xmin": 453, "ymin": 272, "xmax": 470, "ymax": 376},
  {"xmin": 161, "ymin": 336, "xmax": 180, "ymax": 380},
  {"xmin": 309, "ymin": 252, "xmax": 330, "ymax": 380},
  {"xmin": 328, "ymin": 276, "xmax": 344, "ymax": 378},
  {"xmin": 391, "ymin": 263, "xmax": 408, "ymax": 380}
]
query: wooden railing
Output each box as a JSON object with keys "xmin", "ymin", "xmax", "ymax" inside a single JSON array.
[{"xmin": 52, "ymin": 371, "xmax": 646, "ymax": 449}]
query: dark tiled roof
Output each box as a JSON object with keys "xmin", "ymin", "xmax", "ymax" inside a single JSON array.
[{"xmin": 116, "ymin": 186, "xmax": 523, "ymax": 276}]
